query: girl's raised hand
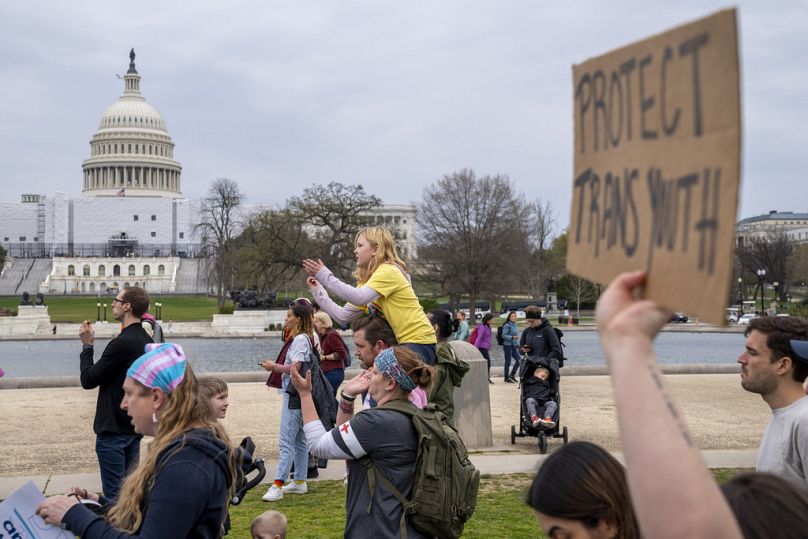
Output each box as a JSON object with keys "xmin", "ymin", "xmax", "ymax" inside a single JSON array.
[
  {"xmin": 303, "ymin": 258, "xmax": 325, "ymax": 276},
  {"xmin": 306, "ymin": 277, "xmax": 320, "ymax": 289}
]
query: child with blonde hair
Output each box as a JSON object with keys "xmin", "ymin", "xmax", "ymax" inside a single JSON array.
[
  {"xmin": 303, "ymin": 226, "xmax": 437, "ymax": 364},
  {"xmin": 251, "ymin": 510, "xmax": 287, "ymax": 539}
]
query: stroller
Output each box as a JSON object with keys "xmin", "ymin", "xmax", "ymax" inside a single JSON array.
[
  {"xmin": 510, "ymin": 354, "xmax": 569, "ymax": 454},
  {"xmin": 231, "ymin": 436, "xmax": 267, "ymax": 504}
]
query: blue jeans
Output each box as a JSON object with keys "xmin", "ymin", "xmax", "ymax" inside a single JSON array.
[
  {"xmin": 403, "ymin": 343, "xmax": 437, "ymax": 365},
  {"xmin": 479, "ymin": 348, "xmax": 491, "ymax": 375},
  {"xmin": 95, "ymin": 433, "xmax": 141, "ymax": 500},
  {"xmin": 276, "ymin": 393, "xmax": 309, "ymax": 482},
  {"xmin": 503, "ymin": 345, "xmax": 521, "ymax": 378},
  {"xmin": 323, "ymin": 369, "xmax": 344, "ymax": 398}
]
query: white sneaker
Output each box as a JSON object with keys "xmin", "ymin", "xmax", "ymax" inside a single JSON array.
[
  {"xmin": 282, "ymin": 481, "xmax": 308, "ymax": 494},
  {"xmin": 262, "ymin": 485, "xmax": 283, "ymax": 502}
]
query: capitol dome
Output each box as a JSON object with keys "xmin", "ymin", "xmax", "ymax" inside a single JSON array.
[{"xmin": 82, "ymin": 49, "xmax": 182, "ymax": 198}]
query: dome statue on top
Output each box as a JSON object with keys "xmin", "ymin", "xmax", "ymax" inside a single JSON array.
[{"xmin": 81, "ymin": 49, "xmax": 183, "ymax": 198}]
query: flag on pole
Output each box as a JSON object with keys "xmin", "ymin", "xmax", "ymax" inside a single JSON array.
[{"xmin": 117, "ymin": 187, "xmax": 125, "ymax": 197}]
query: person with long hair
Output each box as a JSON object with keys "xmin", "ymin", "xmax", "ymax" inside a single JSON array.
[
  {"xmin": 474, "ymin": 313, "xmax": 494, "ymax": 384},
  {"xmin": 426, "ymin": 309, "xmax": 469, "ymax": 424},
  {"xmin": 303, "ymin": 226, "xmax": 437, "ymax": 365},
  {"xmin": 528, "ymin": 441, "xmax": 639, "ymax": 539},
  {"xmin": 313, "ymin": 310, "xmax": 348, "ymax": 397},
  {"xmin": 290, "ymin": 345, "xmax": 434, "ymax": 538},
  {"xmin": 36, "ymin": 343, "xmax": 240, "ymax": 538},
  {"xmin": 259, "ymin": 302, "xmax": 316, "ymax": 501},
  {"xmin": 501, "ymin": 311, "xmax": 521, "ymax": 383}
]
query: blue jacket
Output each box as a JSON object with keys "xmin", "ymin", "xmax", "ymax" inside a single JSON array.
[
  {"xmin": 501, "ymin": 320, "xmax": 519, "ymax": 347},
  {"xmin": 63, "ymin": 429, "xmax": 233, "ymax": 539}
]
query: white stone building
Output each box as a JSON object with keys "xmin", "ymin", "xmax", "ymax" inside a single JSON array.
[
  {"xmin": 736, "ymin": 211, "xmax": 808, "ymax": 246},
  {"xmin": 0, "ymin": 49, "xmax": 417, "ymax": 296}
]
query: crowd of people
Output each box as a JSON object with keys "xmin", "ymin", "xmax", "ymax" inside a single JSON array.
[{"xmin": 27, "ymin": 225, "xmax": 808, "ymax": 538}]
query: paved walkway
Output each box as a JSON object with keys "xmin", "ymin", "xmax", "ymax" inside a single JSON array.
[
  {"xmin": 0, "ymin": 373, "xmax": 765, "ymax": 499},
  {"xmin": 0, "ymin": 447, "xmax": 757, "ymax": 498}
]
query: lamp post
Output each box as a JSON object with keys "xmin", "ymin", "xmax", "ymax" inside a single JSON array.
[
  {"xmin": 103, "ymin": 303, "xmax": 107, "ymax": 322},
  {"xmin": 756, "ymin": 269, "xmax": 766, "ymax": 315},
  {"xmin": 155, "ymin": 302, "xmax": 162, "ymax": 321},
  {"xmin": 737, "ymin": 277, "xmax": 743, "ymax": 307},
  {"xmin": 96, "ymin": 302, "xmax": 101, "ymax": 322},
  {"xmin": 773, "ymin": 281, "xmax": 780, "ymax": 314}
]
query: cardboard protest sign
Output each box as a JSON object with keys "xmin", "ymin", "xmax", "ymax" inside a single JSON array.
[
  {"xmin": 0, "ymin": 480, "xmax": 76, "ymax": 538},
  {"xmin": 567, "ymin": 9, "xmax": 740, "ymax": 324}
]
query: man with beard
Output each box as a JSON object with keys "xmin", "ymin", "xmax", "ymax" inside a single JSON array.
[{"xmin": 738, "ymin": 317, "xmax": 808, "ymax": 486}]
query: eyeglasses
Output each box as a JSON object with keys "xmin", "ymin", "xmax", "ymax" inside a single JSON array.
[{"xmin": 111, "ymin": 298, "xmax": 128, "ymax": 305}]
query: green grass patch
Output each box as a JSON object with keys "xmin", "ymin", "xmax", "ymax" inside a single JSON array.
[
  {"xmin": 0, "ymin": 295, "xmax": 233, "ymax": 322},
  {"xmin": 227, "ymin": 469, "xmax": 751, "ymax": 538},
  {"xmin": 228, "ymin": 475, "xmax": 541, "ymax": 538}
]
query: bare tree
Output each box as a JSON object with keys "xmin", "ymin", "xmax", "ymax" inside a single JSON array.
[
  {"xmin": 738, "ymin": 231, "xmax": 795, "ymax": 302},
  {"xmin": 234, "ymin": 209, "xmax": 315, "ymax": 293},
  {"xmin": 287, "ymin": 182, "xmax": 382, "ymax": 280},
  {"xmin": 418, "ymin": 169, "xmax": 530, "ymax": 321},
  {"xmin": 522, "ymin": 199, "xmax": 558, "ymax": 297},
  {"xmin": 558, "ymin": 274, "xmax": 598, "ymax": 316},
  {"xmin": 196, "ymin": 178, "xmax": 244, "ymax": 308}
]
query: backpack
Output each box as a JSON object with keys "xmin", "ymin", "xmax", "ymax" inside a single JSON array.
[
  {"xmin": 466, "ymin": 325, "xmax": 479, "ymax": 344},
  {"xmin": 141, "ymin": 317, "xmax": 164, "ymax": 343},
  {"xmin": 361, "ymin": 400, "xmax": 480, "ymax": 539},
  {"xmin": 551, "ymin": 326, "xmax": 567, "ymax": 367},
  {"xmin": 495, "ymin": 325, "xmax": 505, "ymax": 345}
]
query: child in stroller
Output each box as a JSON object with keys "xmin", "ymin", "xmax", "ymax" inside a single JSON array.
[
  {"xmin": 523, "ymin": 365, "xmax": 557, "ymax": 429},
  {"xmin": 511, "ymin": 355, "xmax": 568, "ymax": 453}
]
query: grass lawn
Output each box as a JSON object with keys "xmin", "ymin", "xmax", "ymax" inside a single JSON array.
[
  {"xmin": 0, "ymin": 295, "xmax": 233, "ymax": 322},
  {"xmin": 227, "ymin": 469, "xmax": 749, "ymax": 538}
]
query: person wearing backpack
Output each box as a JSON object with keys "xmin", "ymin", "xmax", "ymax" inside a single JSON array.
[
  {"xmin": 259, "ymin": 302, "xmax": 318, "ymax": 502},
  {"xmin": 290, "ymin": 345, "xmax": 436, "ymax": 538},
  {"xmin": 501, "ymin": 311, "xmax": 521, "ymax": 383},
  {"xmin": 520, "ymin": 306, "xmax": 562, "ymax": 377}
]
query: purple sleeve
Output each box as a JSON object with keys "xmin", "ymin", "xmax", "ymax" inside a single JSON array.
[
  {"xmin": 310, "ymin": 283, "xmax": 367, "ymax": 324},
  {"xmin": 314, "ymin": 267, "xmax": 381, "ymax": 305}
]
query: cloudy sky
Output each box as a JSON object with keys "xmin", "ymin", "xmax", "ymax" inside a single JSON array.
[{"xmin": 0, "ymin": 1, "xmax": 805, "ymax": 228}]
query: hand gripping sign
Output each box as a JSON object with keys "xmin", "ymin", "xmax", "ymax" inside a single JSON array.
[
  {"xmin": 567, "ymin": 9, "xmax": 741, "ymax": 325},
  {"xmin": 0, "ymin": 481, "xmax": 76, "ymax": 538}
]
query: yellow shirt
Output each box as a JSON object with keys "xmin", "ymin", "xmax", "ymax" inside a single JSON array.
[{"xmin": 359, "ymin": 263, "xmax": 436, "ymax": 345}]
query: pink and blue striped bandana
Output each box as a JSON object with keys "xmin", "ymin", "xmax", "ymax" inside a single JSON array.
[{"xmin": 127, "ymin": 343, "xmax": 187, "ymax": 393}]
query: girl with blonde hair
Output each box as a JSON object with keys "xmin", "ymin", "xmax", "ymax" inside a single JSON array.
[
  {"xmin": 37, "ymin": 343, "xmax": 240, "ymax": 538},
  {"xmin": 303, "ymin": 226, "xmax": 437, "ymax": 364}
]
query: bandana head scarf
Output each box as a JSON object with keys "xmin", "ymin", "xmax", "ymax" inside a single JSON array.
[
  {"xmin": 127, "ymin": 343, "xmax": 187, "ymax": 393},
  {"xmin": 374, "ymin": 348, "xmax": 416, "ymax": 391}
]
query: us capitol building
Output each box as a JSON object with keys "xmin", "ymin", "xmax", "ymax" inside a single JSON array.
[{"xmin": 0, "ymin": 50, "xmax": 416, "ymax": 296}]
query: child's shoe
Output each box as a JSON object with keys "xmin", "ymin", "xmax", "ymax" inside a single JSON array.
[
  {"xmin": 530, "ymin": 415, "xmax": 541, "ymax": 428},
  {"xmin": 539, "ymin": 417, "xmax": 556, "ymax": 429}
]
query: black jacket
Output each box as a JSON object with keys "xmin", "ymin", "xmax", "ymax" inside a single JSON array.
[
  {"xmin": 519, "ymin": 320, "xmax": 562, "ymax": 363},
  {"xmin": 523, "ymin": 376, "xmax": 554, "ymax": 404},
  {"xmin": 63, "ymin": 429, "xmax": 234, "ymax": 539},
  {"xmin": 80, "ymin": 323, "xmax": 153, "ymax": 435}
]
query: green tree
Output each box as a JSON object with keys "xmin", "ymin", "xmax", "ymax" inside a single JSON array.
[
  {"xmin": 287, "ymin": 182, "xmax": 382, "ymax": 280},
  {"xmin": 234, "ymin": 209, "xmax": 315, "ymax": 294}
]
